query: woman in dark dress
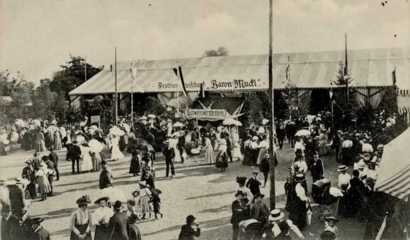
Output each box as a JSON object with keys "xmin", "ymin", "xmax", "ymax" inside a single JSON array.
[
  {"xmin": 129, "ymin": 149, "xmax": 141, "ymax": 176},
  {"xmin": 287, "ymin": 174, "xmax": 308, "ymax": 230}
]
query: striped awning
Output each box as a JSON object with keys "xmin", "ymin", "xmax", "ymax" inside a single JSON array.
[
  {"xmin": 69, "ymin": 70, "xmax": 144, "ymax": 95},
  {"xmin": 69, "ymin": 47, "xmax": 410, "ymax": 95},
  {"xmin": 375, "ymin": 128, "xmax": 410, "ymax": 200}
]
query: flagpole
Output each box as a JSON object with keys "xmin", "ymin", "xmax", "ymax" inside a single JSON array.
[
  {"xmin": 131, "ymin": 63, "xmax": 134, "ymax": 129},
  {"xmin": 115, "ymin": 47, "xmax": 118, "ymax": 125},
  {"xmin": 85, "ymin": 55, "xmax": 87, "ymax": 82},
  {"xmin": 331, "ymin": 82, "xmax": 334, "ymax": 131},
  {"xmin": 268, "ymin": 0, "xmax": 276, "ymax": 210}
]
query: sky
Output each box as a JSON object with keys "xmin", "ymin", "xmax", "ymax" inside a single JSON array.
[{"xmin": 0, "ymin": 0, "xmax": 408, "ymax": 85}]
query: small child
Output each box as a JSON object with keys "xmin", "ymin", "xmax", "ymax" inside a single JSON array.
[
  {"xmin": 324, "ymin": 216, "xmax": 339, "ymax": 240},
  {"xmin": 150, "ymin": 188, "xmax": 163, "ymax": 220}
]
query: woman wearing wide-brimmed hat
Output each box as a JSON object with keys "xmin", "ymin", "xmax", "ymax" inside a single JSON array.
[
  {"xmin": 70, "ymin": 196, "xmax": 92, "ymax": 240},
  {"xmin": 262, "ymin": 209, "xmax": 305, "ymax": 240},
  {"xmin": 35, "ymin": 163, "xmax": 52, "ymax": 201},
  {"xmin": 287, "ymin": 174, "xmax": 309, "ymax": 230},
  {"xmin": 92, "ymin": 197, "xmax": 112, "ymax": 240}
]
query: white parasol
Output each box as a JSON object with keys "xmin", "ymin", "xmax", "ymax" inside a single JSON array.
[
  {"xmin": 233, "ymin": 120, "xmax": 243, "ymax": 126},
  {"xmin": 31, "ymin": 119, "xmax": 41, "ymax": 126},
  {"xmin": 139, "ymin": 116, "xmax": 148, "ymax": 121},
  {"xmin": 89, "ymin": 139, "xmax": 103, "ymax": 153},
  {"xmin": 76, "ymin": 134, "xmax": 85, "ymax": 143},
  {"xmin": 147, "ymin": 114, "xmax": 156, "ymax": 119},
  {"xmin": 109, "ymin": 126, "xmax": 125, "ymax": 136},
  {"xmin": 173, "ymin": 122, "xmax": 184, "ymax": 128},
  {"xmin": 95, "ymin": 187, "xmax": 127, "ymax": 203},
  {"xmin": 15, "ymin": 119, "xmax": 25, "ymax": 128},
  {"xmin": 295, "ymin": 129, "xmax": 311, "ymax": 137},
  {"xmin": 223, "ymin": 118, "xmax": 237, "ymax": 125},
  {"xmin": 121, "ymin": 123, "xmax": 130, "ymax": 133}
]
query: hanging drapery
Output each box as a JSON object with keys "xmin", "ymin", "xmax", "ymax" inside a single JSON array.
[
  {"xmin": 369, "ymin": 88, "xmax": 385, "ymax": 109},
  {"xmin": 355, "ymin": 88, "xmax": 367, "ymax": 107},
  {"xmin": 297, "ymin": 89, "xmax": 311, "ymax": 115}
]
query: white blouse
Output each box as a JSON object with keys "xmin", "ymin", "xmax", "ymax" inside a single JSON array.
[
  {"xmin": 92, "ymin": 207, "xmax": 113, "ymax": 225},
  {"xmin": 70, "ymin": 208, "xmax": 92, "ymax": 235}
]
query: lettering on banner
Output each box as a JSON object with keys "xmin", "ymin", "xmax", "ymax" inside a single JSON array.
[{"xmin": 209, "ymin": 79, "xmax": 261, "ymax": 90}]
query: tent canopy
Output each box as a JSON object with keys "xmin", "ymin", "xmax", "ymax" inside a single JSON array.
[
  {"xmin": 69, "ymin": 47, "xmax": 410, "ymax": 95},
  {"xmin": 375, "ymin": 128, "xmax": 410, "ymax": 200}
]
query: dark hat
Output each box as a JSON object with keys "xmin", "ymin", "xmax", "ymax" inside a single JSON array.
[
  {"xmin": 337, "ymin": 165, "xmax": 348, "ymax": 172},
  {"xmin": 76, "ymin": 195, "xmax": 91, "ymax": 204},
  {"xmin": 254, "ymin": 192, "xmax": 265, "ymax": 199},
  {"xmin": 236, "ymin": 176, "xmax": 247, "ymax": 185},
  {"xmin": 94, "ymin": 197, "xmax": 109, "ymax": 204},
  {"xmin": 320, "ymin": 230, "xmax": 336, "ymax": 240},
  {"xmin": 294, "ymin": 174, "xmax": 306, "ymax": 183},
  {"xmin": 30, "ymin": 217, "xmax": 44, "ymax": 225},
  {"xmin": 101, "ymin": 160, "xmax": 108, "ymax": 165},
  {"xmin": 295, "ymin": 149, "xmax": 303, "ymax": 155},
  {"xmin": 240, "ymin": 198, "xmax": 249, "ymax": 204},
  {"xmin": 325, "ymin": 216, "xmax": 339, "ymax": 222},
  {"xmin": 186, "ymin": 215, "xmax": 196, "ymax": 223},
  {"xmin": 113, "ymin": 201, "xmax": 123, "ymax": 210}
]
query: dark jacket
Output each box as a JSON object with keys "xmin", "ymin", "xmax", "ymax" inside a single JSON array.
[
  {"xmin": 311, "ymin": 159, "xmax": 323, "ymax": 182},
  {"xmin": 163, "ymin": 147, "xmax": 175, "ymax": 161},
  {"xmin": 178, "ymin": 224, "xmax": 200, "ymax": 240},
  {"xmin": 246, "ymin": 178, "xmax": 261, "ymax": 195},
  {"xmin": 99, "ymin": 169, "xmax": 113, "ymax": 189},
  {"xmin": 178, "ymin": 135, "xmax": 186, "ymax": 148},
  {"xmin": 48, "ymin": 151, "xmax": 59, "ymax": 166},
  {"xmin": 230, "ymin": 200, "xmax": 250, "ymax": 227},
  {"xmin": 70, "ymin": 145, "xmax": 82, "ymax": 159},
  {"xmin": 35, "ymin": 227, "xmax": 51, "ymax": 240},
  {"xmin": 45, "ymin": 160, "xmax": 55, "ymax": 174},
  {"xmin": 109, "ymin": 211, "xmax": 129, "ymax": 240}
]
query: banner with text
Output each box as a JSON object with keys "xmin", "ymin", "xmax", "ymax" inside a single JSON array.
[
  {"xmin": 185, "ymin": 108, "xmax": 227, "ymax": 121},
  {"xmin": 151, "ymin": 79, "xmax": 267, "ymax": 92}
]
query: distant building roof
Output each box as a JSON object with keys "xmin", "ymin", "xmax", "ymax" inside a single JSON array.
[{"xmin": 70, "ymin": 46, "xmax": 410, "ymax": 95}]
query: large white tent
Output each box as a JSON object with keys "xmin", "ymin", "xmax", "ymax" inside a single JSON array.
[{"xmin": 375, "ymin": 128, "xmax": 410, "ymax": 200}]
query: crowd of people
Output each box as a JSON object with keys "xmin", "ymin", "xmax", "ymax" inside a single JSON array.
[{"xmin": 0, "ymin": 109, "xmax": 408, "ymax": 240}]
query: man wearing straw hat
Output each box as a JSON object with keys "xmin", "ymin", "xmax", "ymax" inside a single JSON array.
[{"xmin": 262, "ymin": 209, "xmax": 305, "ymax": 240}]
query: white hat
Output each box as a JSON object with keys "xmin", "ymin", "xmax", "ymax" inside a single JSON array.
[
  {"xmin": 268, "ymin": 209, "xmax": 284, "ymax": 221},
  {"xmin": 252, "ymin": 136, "xmax": 259, "ymax": 141}
]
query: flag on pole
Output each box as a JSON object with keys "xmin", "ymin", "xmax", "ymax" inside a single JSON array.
[
  {"xmin": 198, "ymin": 82, "xmax": 205, "ymax": 98},
  {"xmin": 392, "ymin": 66, "xmax": 397, "ymax": 86},
  {"xmin": 375, "ymin": 215, "xmax": 387, "ymax": 240},
  {"xmin": 329, "ymin": 88, "xmax": 334, "ymax": 100},
  {"xmin": 173, "ymin": 66, "xmax": 187, "ymax": 96}
]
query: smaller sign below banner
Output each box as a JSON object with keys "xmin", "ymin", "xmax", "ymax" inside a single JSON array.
[
  {"xmin": 90, "ymin": 115, "xmax": 101, "ymax": 124},
  {"xmin": 185, "ymin": 108, "xmax": 227, "ymax": 121}
]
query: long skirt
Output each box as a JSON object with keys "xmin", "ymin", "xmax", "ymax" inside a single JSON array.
[
  {"xmin": 341, "ymin": 147, "xmax": 353, "ymax": 165},
  {"xmin": 27, "ymin": 182, "xmax": 37, "ymax": 199},
  {"xmin": 70, "ymin": 224, "xmax": 92, "ymax": 240},
  {"xmin": 111, "ymin": 144, "xmax": 124, "ymax": 160},
  {"xmin": 0, "ymin": 142, "xmax": 6, "ymax": 156},
  {"xmin": 35, "ymin": 141, "xmax": 46, "ymax": 153},
  {"xmin": 82, "ymin": 155, "xmax": 93, "ymax": 172},
  {"xmin": 256, "ymin": 147, "xmax": 267, "ymax": 165},
  {"xmin": 37, "ymin": 176, "xmax": 51, "ymax": 195},
  {"xmin": 215, "ymin": 152, "xmax": 228, "ymax": 169},
  {"xmin": 54, "ymin": 136, "xmax": 62, "ymax": 150},
  {"xmin": 204, "ymin": 146, "xmax": 216, "ymax": 164},
  {"xmin": 288, "ymin": 197, "xmax": 307, "ymax": 230},
  {"xmin": 129, "ymin": 156, "xmax": 140, "ymax": 174},
  {"xmin": 129, "ymin": 224, "xmax": 142, "ymax": 240},
  {"xmin": 94, "ymin": 224, "xmax": 111, "ymax": 240},
  {"xmin": 92, "ymin": 152, "xmax": 101, "ymax": 171},
  {"xmin": 138, "ymin": 196, "xmax": 153, "ymax": 214}
]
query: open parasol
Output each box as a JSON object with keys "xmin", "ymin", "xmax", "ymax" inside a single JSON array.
[
  {"xmin": 295, "ymin": 129, "xmax": 311, "ymax": 137},
  {"xmin": 15, "ymin": 119, "xmax": 26, "ymax": 128},
  {"xmin": 223, "ymin": 118, "xmax": 236, "ymax": 125},
  {"xmin": 88, "ymin": 139, "xmax": 103, "ymax": 153},
  {"xmin": 31, "ymin": 119, "xmax": 41, "ymax": 126},
  {"xmin": 95, "ymin": 187, "xmax": 127, "ymax": 203},
  {"xmin": 109, "ymin": 126, "xmax": 125, "ymax": 136},
  {"xmin": 147, "ymin": 114, "xmax": 156, "ymax": 119},
  {"xmin": 173, "ymin": 122, "xmax": 184, "ymax": 128}
]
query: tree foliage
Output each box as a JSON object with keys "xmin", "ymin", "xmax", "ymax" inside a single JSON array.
[
  {"xmin": 50, "ymin": 56, "xmax": 103, "ymax": 99},
  {"xmin": 202, "ymin": 46, "xmax": 229, "ymax": 57}
]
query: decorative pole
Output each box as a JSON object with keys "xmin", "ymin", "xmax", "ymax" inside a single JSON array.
[
  {"xmin": 268, "ymin": 0, "xmax": 276, "ymax": 210},
  {"xmin": 115, "ymin": 47, "xmax": 118, "ymax": 125}
]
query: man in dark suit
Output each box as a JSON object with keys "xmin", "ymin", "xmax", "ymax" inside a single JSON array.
[
  {"xmin": 109, "ymin": 201, "xmax": 129, "ymax": 240},
  {"xmin": 224, "ymin": 132, "xmax": 233, "ymax": 163},
  {"xmin": 48, "ymin": 146, "xmax": 59, "ymax": 181},
  {"xmin": 231, "ymin": 191, "xmax": 250, "ymax": 240},
  {"xmin": 246, "ymin": 171, "xmax": 262, "ymax": 196},
  {"xmin": 178, "ymin": 215, "xmax": 201, "ymax": 240},
  {"xmin": 69, "ymin": 141, "xmax": 82, "ymax": 174},
  {"xmin": 30, "ymin": 218, "xmax": 51, "ymax": 240},
  {"xmin": 99, "ymin": 161, "xmax": 113, "ymax": 189},
  {"xmin": 43, "ymin": 156, "xmax": 55, "ymax": 196},
  {"xmin": 177, "ymin": 130, "xmax": 186, "ymax": 163},
  {"xmin": 311, "ymin": 151, "xmax": 324, "ymax": 183},
  {"xmin": 162, "ymin": 141, "xmax": 175, "ymax": 178}
]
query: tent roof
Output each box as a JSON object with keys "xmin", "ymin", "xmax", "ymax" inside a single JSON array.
[
  {"xmin": 69, "ymin": 46, "xmax": 410, "ymax": 95},
  {"xmin": 375, "ymin": 128, "xmax": 410, "ymax": 200}
]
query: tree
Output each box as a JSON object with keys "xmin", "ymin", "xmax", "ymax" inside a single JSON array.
[
  {"xmin": 202, "ymin": 46, "xmax": 229, "ymax": 57},
  {"xmin": 50, "ymin": 56, "xmax": 103, "ymax": 99},
  {"xmin": 32, "ymin": 79, "xmax": 67, "ymax": 120}
]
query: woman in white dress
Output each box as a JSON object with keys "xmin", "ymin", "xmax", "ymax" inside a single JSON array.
[
  {"xmin": 80, "ymin": 143, "xmax": 93, "ymax": 172},
  {"xmin": 204, "ymin": 133, "xmax": 216, "ymax": 164},
  {"xmin": 110, "ymin": 135, "xmax": 124, "ymax": 161},
  {"xmin": 92, "ymin": 197, "xmax": 113, "ymax": 240},
  {"xmin": 256, "ymin": 135, "xmax": 268, "ymax": 165},
  {"xmin": 170, "ymin": 134, "xmax": 181, "ymax": 163}
]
